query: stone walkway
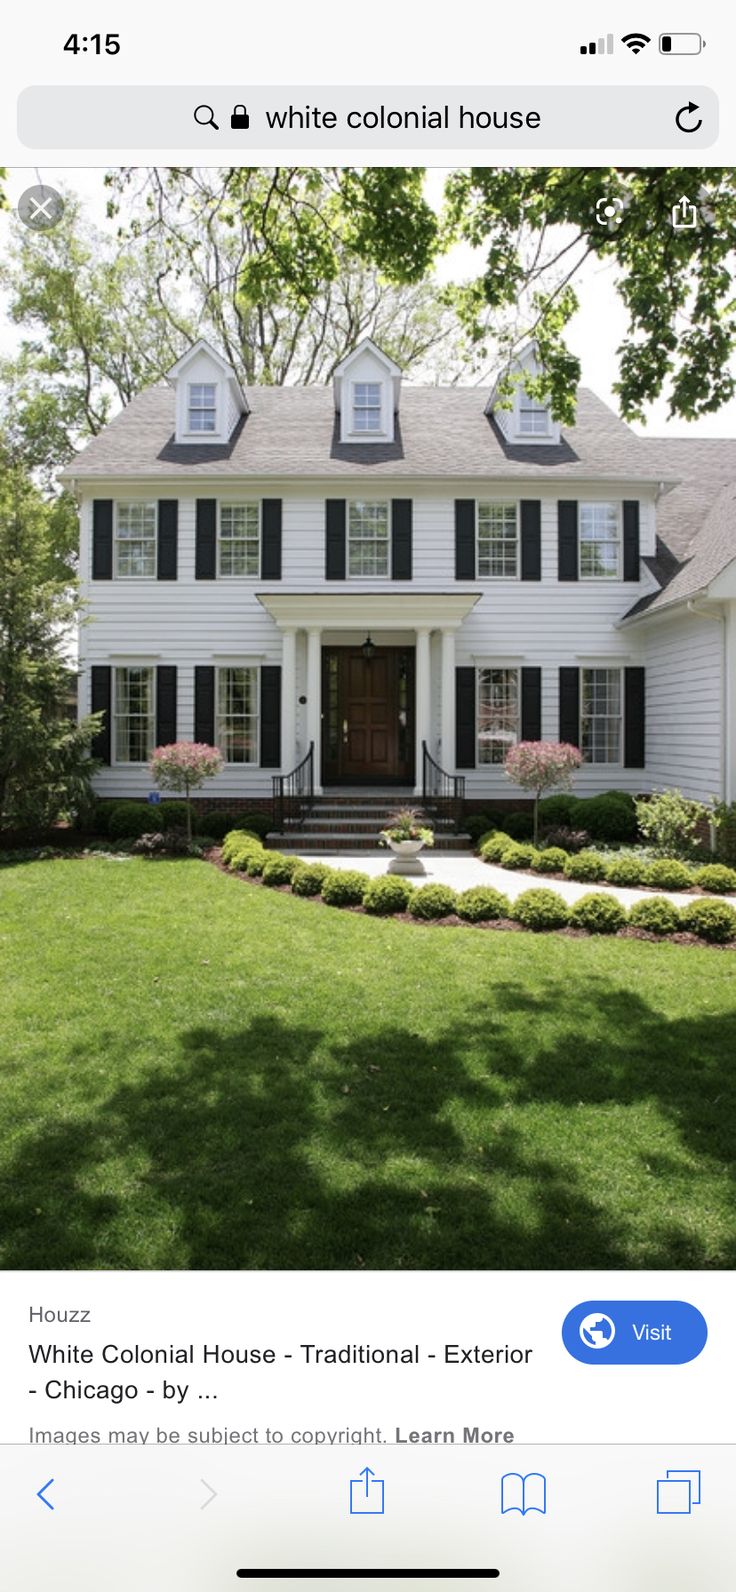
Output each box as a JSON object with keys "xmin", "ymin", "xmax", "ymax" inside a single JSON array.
[{"xmin": 294, "ymin": 850, "xmax": 735, "ymax": 908}]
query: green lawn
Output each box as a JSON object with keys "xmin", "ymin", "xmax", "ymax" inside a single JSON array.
[{"xmin": 1, "ymin": 855, "xmax": 735, "ymax": 1270}]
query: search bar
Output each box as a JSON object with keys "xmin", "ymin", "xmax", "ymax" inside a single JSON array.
[{"xmin": 17, "ymin": 84, "xmax": 718, "ymax": 148}]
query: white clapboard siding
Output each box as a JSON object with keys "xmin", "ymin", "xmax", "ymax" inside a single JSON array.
[{"xmin": 643, "ymin": 610, "xmax": 723, "ymax": 801}]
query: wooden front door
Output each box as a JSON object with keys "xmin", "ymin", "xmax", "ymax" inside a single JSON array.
[{"xmin": 321, "ymin": 647, "xmax": 415, "ymax": 784}]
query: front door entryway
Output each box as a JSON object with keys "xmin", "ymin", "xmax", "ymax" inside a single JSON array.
[{"xmin": 321, "ymin": 646, "xmax": 415, "ymax": 784}]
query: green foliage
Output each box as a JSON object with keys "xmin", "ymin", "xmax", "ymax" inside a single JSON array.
[
  {"xmin": 512, "ymin": 888, "xmax": 570, "ymax": 931},
  {"xmin": 291, "ymin": 862, "xmax": 332, "ymax": 897},
  {"xmin": 496, "ymin": 810, "xmax": 534, "ymax": 841},
  {"xmin": 197, "ymin": 810, "xmax": 249, "ymax": 841},
  {"xmin": 321, "ymin": 869, "xmax": 370, "ymax": 907},
  {"xmin": 237, "ymin": 811, "xmax": 271, "ymax": 840},
  {"xmin": 496, "ymin": 842, "xmax": 540, "ymax": 871},
  {"xmin": 480, "ymin": 832, "xmax": 514, "ymax": 863},
  {"xmin": 245, "ymin": 850, "xmax": 269, "ymax": 877},
  {"xmin": 563, "ymin": 851, "xmax": 606, "ymax": 882},
  {"xmin": 156, "ymin": 800, "xmax": 190, "ymax": 830},
  {"xmin": 644, "ymin": 858, "xmax": 693, "ymax": 892},
  {"xmin": 465, "ymin": 813, "xmax": 494, "ymax": 845},
  {"xmin": 131, "ymin": 830, "xmax": 201, "ymax": 858},
  {"xmin": 362, "ymin": 875, "xmax": 416, "ymax": 915},
  {"xmin": 575, "ymin": 794, "xmax": 638, "ymax": 842},
  {"xmin": 408, "ymin": 884, "xmax": 459, "ymax": 920},
  {"xmin": 108, "ymin": 803, "xmax": 160, "ymax": 840},
  {"xmin": 220, "ymin": 829, "xmax": 265, "ymax": 870},
  {"xmin": 712, "ymin": 801, "xmax": 736, "ymax": 866},
  {"xmin": 693, "ymin": 863, "xmax": 736, "ymax": 895},
  {"xmin": 456, "ymin": 886, "xmax": 511, "ymax": 922},
  {"xmin": 628, "ymin": 897, "xmax": 682, "ymax": 937},
  {"xmin": 570, "ymin": 892, "xmax": 627, "ymax": 935},
  {"xmin": 603, "ymin": 853, "xmax": 648, "ymax": 887},
  {"xmin": 262, "ymin": 855, "xmax": 298, "ymax": 887},
  {"xmin": 680, "ymin": 898, "xmax": 736, "ymax": 943},
  {"xmin": 541, "ymin": 825, "xmax": 592, "ymax": 854},
  {"xmin": 538, "ymin": 793, "xmax": 577, "ymax": 827},
  {"xmin": 533, "ymin": 846, "xmax": 569, "ymax": 874},
  {"xmin": 636, "ymin": 789, "xmax": 708, "ymax": 858}
]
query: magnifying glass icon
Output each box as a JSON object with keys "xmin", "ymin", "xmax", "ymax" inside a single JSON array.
[{"xmin": 194, "ymin": 104, "xmax": 219, "ymax": 131}]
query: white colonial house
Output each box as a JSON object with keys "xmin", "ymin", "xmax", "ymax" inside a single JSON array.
[{"xmin": 65, "ymin": 338, "xmax": 736, "ymax": 826}]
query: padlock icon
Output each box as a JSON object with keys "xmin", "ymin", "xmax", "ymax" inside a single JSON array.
[{"xmin": 231, "ymin": 104, "xmax": 250, "ymax": 130}]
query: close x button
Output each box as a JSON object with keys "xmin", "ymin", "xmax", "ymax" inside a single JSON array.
[{"xmin": 562, "ymin": 1300, "xmax": 707, "ymax": 1364}]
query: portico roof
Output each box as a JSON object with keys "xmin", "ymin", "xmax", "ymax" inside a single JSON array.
[{"xmin": 256, "ymin": 591, "xmax": 481, "ymax": 629}]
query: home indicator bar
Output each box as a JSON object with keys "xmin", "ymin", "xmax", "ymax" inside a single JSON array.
[{"xmin": 235, "ymin": 1575, "xmax": 501, "ymax": 1582}]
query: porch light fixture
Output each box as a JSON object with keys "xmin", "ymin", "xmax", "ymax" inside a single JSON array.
[{"xmin": 361, "ymin": 634, "xmax": 377, "ymax": 660}]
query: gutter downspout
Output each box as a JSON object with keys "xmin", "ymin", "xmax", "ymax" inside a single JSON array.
[{"xmin": 687, "ymin": 599, "xmax": 728, "ymax": 806}]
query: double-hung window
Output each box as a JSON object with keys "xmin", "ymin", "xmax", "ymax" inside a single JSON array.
[
  {"xmin": 518, "ymin": 391, "xmax": 550, "ymax": 435},
  {"xmin": 348, "ymin": 500, "xmax": 390, "ymax": 576},
  {"xmin": 477, "ymin": 668, "xmax": 520, "ymax": 765},
  {"xmin": 188, "ymin": 382, "xmax": 217, "ymax": 433},
  {"xmin": 114, "ymin": 667, "xmax": 155, "ymax": 763},
  {"xmin": 216, "ymin": 667, "xmax": 259, "ymax": 764},
  {"xmin": 352, "ymin": 382, "xmax": 382, "ymax": 433},
  {"xmin": 219, "ymin": 504, "xmax": 260, "ymax": 576},
  {"xmin": 115, "ymin": 502, "xmax": 156, "ymax": 578},
  {"xmin": 477, "ymin": 502, "xmax": 518, "ymax": 577},
  {"xmin": 579, "ymin": 502, "xmax": 621, "ymax": 578},
  {"xmin": 581, "ymin": 668, "xmax": 622, "ymax": 763}
]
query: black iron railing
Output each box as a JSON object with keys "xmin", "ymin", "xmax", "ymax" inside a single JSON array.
[
  {"xmin": 422, "ymin": 741, "xmax": 466, "ymax": 826},
  {"xmin": 272, "ymin": 742, "xmax": 315, "ymax": 833}
]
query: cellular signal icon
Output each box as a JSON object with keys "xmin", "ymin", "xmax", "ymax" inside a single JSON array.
[
  {"xmin": 580, "ymin": 33, "xmax": 614, "ymax": 54},
  {"xmin": 621, "ymin": 32, "xmax": 651, "ymax": 53}
]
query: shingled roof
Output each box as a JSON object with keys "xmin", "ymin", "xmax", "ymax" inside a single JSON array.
[
  {"xmin": 63, "ymin": 382, "xmax": 660, "ymax": 482},
  {"xmin": 622, "ymin": 437, "xmax": 736, "ymax": 621}
]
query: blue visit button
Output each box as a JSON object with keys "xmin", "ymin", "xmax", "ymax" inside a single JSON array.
[{"xmin": 562, "ymin": 1300, "xmax": 707, "ymax": 1364}]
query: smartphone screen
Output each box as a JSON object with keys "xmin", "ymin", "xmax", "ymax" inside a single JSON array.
[{"xmin": 1, "ymin": 4, "xmax": 734, "ymax": 1587}]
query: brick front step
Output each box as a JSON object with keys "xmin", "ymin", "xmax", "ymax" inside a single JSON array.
[{"xmin": 270, "ymin": 832, "xmax": 471, "ymax": 853}]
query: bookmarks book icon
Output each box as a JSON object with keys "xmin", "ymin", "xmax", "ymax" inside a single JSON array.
[{"xmin": 501, "ymin": 1473, "xmax": 547, "ymax": 1515}]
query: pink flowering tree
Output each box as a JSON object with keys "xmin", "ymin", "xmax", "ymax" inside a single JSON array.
[
  {"xmin": 504, "ymin": 741, "xmax": 583, "ymax": 844},
  {"xmin": 149, "ymin": 742, "xmax": 224, "ymax": 841}
]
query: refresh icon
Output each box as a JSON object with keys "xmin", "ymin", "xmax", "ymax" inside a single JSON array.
[{"xmin": 675, "ymin": 101, "xmax": 703, "ymax": 133}]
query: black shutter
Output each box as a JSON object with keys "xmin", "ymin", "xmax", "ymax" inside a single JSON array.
[
  {"xmin": 391, "ymin": 499, "xmax": 413, "ymax": 580},
  {"xmin": 455, "ymin": 666, "xmax": 476, "ymax": 769},
  {"xmin": 624, "ymin": 667, "xmax": 646, "ymax": 767},
  {"xmin": 455, "ymin": 500, "xmax": 475, "ymax": 580},
  {"xmin": 521, "ymin": 667, "xmax": 542, "ymax": 741},
  {"xmin": 520, "ymin": 500, "xmax": 542, "ymax": 581},
  {"xmin": 92, "ymin": 500, "xmax": 113, "ymax": 580},
  {"xmin": 90, "ymin": 665, "xmax": 112, "ymax": 763},
  {"xmin": 623, "ymin": 501, "xmax": 640, "ymax": 582},
  {"xmin": 194, "ymin": 666, "xmax": 215, "ymax": 745},
  {"xmin": 195, "ymin": 499, "xmax": 217, "ymax": 580},
  {"xmin": 559, "ymin": 667, "xmax": 581, "ymax": 747},
  {"xmin": 156, "ymin": 666, "xmax": 177, "ymax": 748},
  {"xmin": 325, "ymin": 500, "xmax": 346, "ymax": 580},
  {"xmin": 157, "ymin": 500, "xmax": 178, "ymax": 581},
  {"xmin": 260, "ymin": 665, "xmax": 282, "ymax": 768},
  {"xmin": 558, "ymin": 501, "xmax": 579, "ymax": 581},
  {"xmin": 261, "ymin": 499, "xmax": 283, "ymax": 580}
]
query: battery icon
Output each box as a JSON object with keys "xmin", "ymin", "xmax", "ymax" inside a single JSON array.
[{"xmin": 659, "ymin": 32, "xmax": 705, "ymax": 53}]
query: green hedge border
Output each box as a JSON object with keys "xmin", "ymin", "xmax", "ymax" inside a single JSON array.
[{"xmin": 476, "ymin": 831, "xmax": 736, "ymax": 897}]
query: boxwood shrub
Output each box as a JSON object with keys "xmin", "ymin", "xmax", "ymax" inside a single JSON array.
[
  {"xmin": 408, "ymin": 884, "xmax": 458, "ymax": 920},
  {"xmin": 321, "ymin": 869, "xmax": 370, "ymax": 907},
  {"xmin": 262, "ymin": 855, "xmax": 299, "ymax": 887},
  {"xmin": 680, "ymin": 898, "xmax": 736, "ymax": 943},
  {"xmin": 628, "ymin": 896, "xmax": 682, "ymax": 936},
  {"xmin": 362, "ymin": 875, "xmax": 415, "ymax": 915},
  {"xmin": 221, "ymin": 829, "xmax": 265, "ymax": 869},
  {"xmin": 603, "ymin": 853, "xmax": 648, "ymax": 887},
  {"xmin": 512, "ymin": 888, "xmax": 570, "ymax": 931},
  {"xmin": 291, "ymin": 862, "xmax": 332, "ymax": 897},
  {"xmin": 108, "ymin": 802, "xmax": 164, "ymax": 840},
  {"xmin": 537, "ymin": 794, "xmax": 577, "ymax": 827},
  {"xmin": 156, "ymin": 800, "xmax": 190, "ymax": 830},
  {"xmin": 692, "ymin": 863, "xmax": 736, "ymax": 895},
  {"xmin": 563, "ymin": 850, "xmax": 606, "ymax": 882},
  {"xmin": 500, "ymin": 810, "xmax": 534, "ymax": 841},
  {"xmin": 245, "ymin": 849, "xmax": 269, "ymax": 877},
  {"xmin": 643, "ymin": 858, "xmax": 693, "ymax": 892},
  {"xmin": 496, "ymin": 842, "xmax": 540, "ymax": 871},
  {"xmin": 575, "ymin": 793, "xmax": 637, "ymax": 842},
  {"xmin": 533, "ymin": 846, "xmax": 569, "ymax": 875},
  {"xmin": 480, "ymin": 832, "xmax": 514, "ymax": 864},
  {"xmin": 570, "ymin": 892, "xmax": 626, "ymax": 935},
  {"xmin": 456, "ymin": 886, "xmax": 511, "ymax": 922},
  {"xmin": 465, "ymin": 814, "xmax": 494, "ymax": 845}
]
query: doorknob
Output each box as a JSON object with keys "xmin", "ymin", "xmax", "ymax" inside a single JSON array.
[{"xmin": 342, "ymin": 718, "xmax": 348, "ymax": 742}]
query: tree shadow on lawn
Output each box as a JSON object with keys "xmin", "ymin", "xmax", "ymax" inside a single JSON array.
[{"xmin": 1, "ymin": 987, "xmax": 734, "ymax": 1271}]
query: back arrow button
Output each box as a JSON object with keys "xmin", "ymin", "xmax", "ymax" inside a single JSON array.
[
  {"xmin": 676, "ymin": 101, "xmax": 703, "ymax": 133},
  {"xmin": 37, "ymin": 1478, "xmax": 55, "ymax": 1510}
]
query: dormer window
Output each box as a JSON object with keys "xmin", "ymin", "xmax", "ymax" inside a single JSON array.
[
  {"xmin": 353, "ymin": 382, "xmax": 382, "ymax": 433},
  {"xmin": 188, "ymin": 382, "xmax": 217, "ymax": 433},
  {"xmin": 518, "ymin": 391, "xmax": 550, "ymax": 436}
]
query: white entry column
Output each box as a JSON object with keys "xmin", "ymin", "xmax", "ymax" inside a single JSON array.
[
  {"xmin": 414, "ymin": 626, "xmax": 431, "ymax": 795},
  {"xmin": 280, "ymin": 627, "xmax": 297, "ymax": 773},
  {"xmin": 440, "ymin": 627, "xmax": 456, "ymax": 773},
  {"xmin": 306, "ymin": 626, "xmax": 322, "ymax": 792}
]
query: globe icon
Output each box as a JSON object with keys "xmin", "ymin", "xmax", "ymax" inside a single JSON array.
[{"xmin": 579, "ymin": 1312, "xmax": 616, "ymax": 1349}]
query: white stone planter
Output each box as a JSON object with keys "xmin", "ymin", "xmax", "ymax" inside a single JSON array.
[{"xmin": 386, "ymin": 838, "xmax": 427, "ymax": 876}]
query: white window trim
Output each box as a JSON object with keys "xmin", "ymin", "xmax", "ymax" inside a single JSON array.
[
  {"xmin": 112, "ymin": 664, "xmax": 156, "ymax": 767},
  {"xmin": 578, "ymin": 501, "xmax": 623, "ymax": 581},
  {"xmin": 347, "ymin": 499, "xmax": 391, "ymax": 580},
  {"xmin": 516, "ymin": 393, "xmax": 553, "ymax": 438},
  {"xmin": 185, "ymin": 380, "xmax": 219, "ymax": 437},
  {"xmin": 113, "ymin": 501, "xmax": 158, "ymax": 580},
  {"xmin": 215, "ymin": 664, "xmax": 261, "ymax": 768},
  {"xmin": 476, "ymin": 500, "xmax": 520, "ymax": 580},
  {"xmin": 579, "ymin": 664, "xmax": 624, "ymax": 767},
  {"xmin": 476, "ymin": 664, "xmax": 521, "ymax": 767},
  {"xmin": 347, "ymin": 379, "xmax": 388, "ymax": 440},
  {"xmin": 217, "ymin": 500, "xmax": 261, "ymax": 580}
]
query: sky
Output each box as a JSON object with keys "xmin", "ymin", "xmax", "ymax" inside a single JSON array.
[{"xmin": 2, "ymin": 163, "xmax": 735, "ymax": 439}]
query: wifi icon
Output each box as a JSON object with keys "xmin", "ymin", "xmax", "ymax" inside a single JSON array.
[{"xmin": 622, "ymin": 31, "xmax": 651, "ymax": 53}]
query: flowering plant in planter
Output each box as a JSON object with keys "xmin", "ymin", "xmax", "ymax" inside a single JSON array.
[
  {"xmin": 505, "ymin": 741, "xmax": 582, "ymax": 845},
  {"xmin": 379, "ymin": 808, "xmax": 435, "ymax": 848},
  {"xmin": 149, "ymin": 742, "xmax": 224, "ymax": 841}
]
